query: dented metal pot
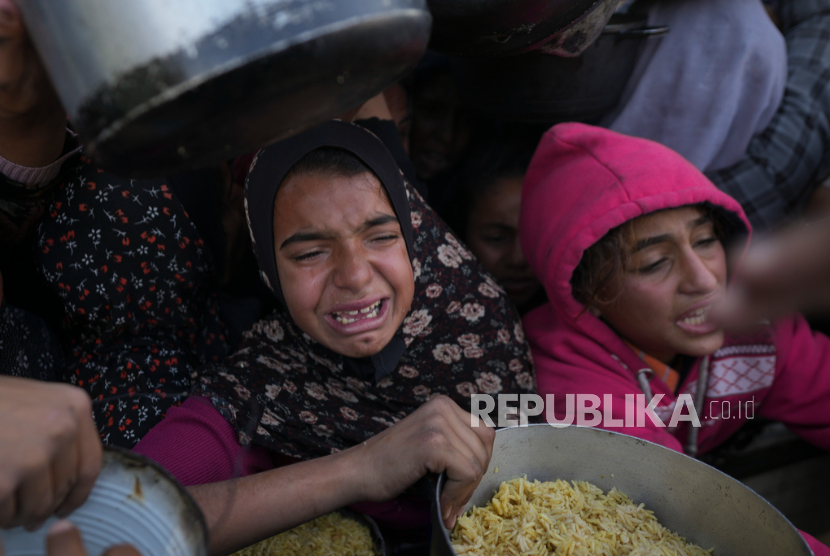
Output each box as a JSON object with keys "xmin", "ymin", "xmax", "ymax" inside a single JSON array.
[
  {"xmin": 18, "ymin": 0, "xmax": 431, "ymax": 177},
  {"xmin": 430, "ymin": 425, "xmax": 813, "ymax": 556}
]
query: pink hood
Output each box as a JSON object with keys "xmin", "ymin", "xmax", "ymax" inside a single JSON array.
[
  {"xmin": 520, "ymin": 122, "xmax": 751, "ymax": 338},
  {"xmin": 520, "ymin": 124, "xmax": 830, "ymax": 480}
]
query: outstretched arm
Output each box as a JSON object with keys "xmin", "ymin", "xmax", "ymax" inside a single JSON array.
[
  {"xmin": 758, "ymin": 315, "xmax": 830, "ymax": 451},
  {"xmin": 189, "ymin": 395, "xmax": 493, "ymax": 556}
]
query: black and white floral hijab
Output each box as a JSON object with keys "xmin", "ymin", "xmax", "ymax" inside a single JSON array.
[
  {"xmin": 194, "ymin": 120, "xmax": 535, "ymax": 461},
  {"xmin": 244, "ymin": 120, "xmax": 414, "ymax": 382}
]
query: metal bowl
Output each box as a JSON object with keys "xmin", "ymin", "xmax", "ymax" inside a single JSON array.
[
  {"xmin": 18, "ymin": 0, "xmax": 431, "ymax": 177},
  {"xmin": 0, "ymin": 447, "xmax": 208, "ymax": 556},
  {"xmin": 430, "ymin": 425, "xmax": 813, "ymax": 556}
]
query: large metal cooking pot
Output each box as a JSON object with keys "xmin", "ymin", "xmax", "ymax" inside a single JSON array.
[
  {"xmin": 430, "ymin": 425, "xmax": 813, "ymax": 556},
  {"xmin": 0, "ymin": 447, "xmax": 208, "ymax": 555},
  {"xmin": 451, "ymin": 14, "xmax": 668, "ymax": 123},
  {"xmin": 18, "ymin": 0, "xmax": 431, "ymax": 177},
  {"xmin": 427, "ymin": 0, "xmax": 616, "ymax": 57}
]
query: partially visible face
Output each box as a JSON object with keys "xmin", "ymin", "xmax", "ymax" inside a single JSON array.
[
  {"xmin": 409, "ymin": 71, "xmax": 471, "ymax": 180},
  {"xmin": 595, "ymin": 206, "xmax": 727, "ymax": 364},
  {"xmin": 273, "ymin": 171, "xmax": 415, "ymax": 358},
  {"xmin": 465, "ymin": 175, "xmax": 542, "ymax": 308}
]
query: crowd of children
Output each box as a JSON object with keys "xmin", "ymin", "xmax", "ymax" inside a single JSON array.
[{"xmin": 1, "ymin": 0, "xmax": 830, "ymax": 554}]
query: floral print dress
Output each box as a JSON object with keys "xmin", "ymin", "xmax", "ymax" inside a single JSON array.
[
  {"xmin": 28, "ymin": 149, "xmax": 229, "ymax": 448},
  {"xmin": 195, "ymin": 183, "xmax": 535, "ymax": 460}
]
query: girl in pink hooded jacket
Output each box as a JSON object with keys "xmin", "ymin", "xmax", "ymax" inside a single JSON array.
[{"xmin": 521, "ymin": 123, "xmax": 830, "ymax": 552}]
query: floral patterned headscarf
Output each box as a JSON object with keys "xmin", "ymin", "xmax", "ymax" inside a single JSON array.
[
  {"xmin": 244, "ymin": 120, "xmax": 414, "ymax": 308},
  {"xmin": 242, "ymin": 120, "xmax": 417, "ymax": 382},
  {"xmin": 196, "ymin": 163, "xmax": 536, "ymax": 461}
]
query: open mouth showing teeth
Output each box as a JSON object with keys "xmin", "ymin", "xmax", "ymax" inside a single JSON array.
[
  {"xmin": 679, "ymin": 307, "xmax": 708, "ymax": 326},
  {"xmin": 331, "ymin": 300, "xmax": 382, "ymax": 324}
]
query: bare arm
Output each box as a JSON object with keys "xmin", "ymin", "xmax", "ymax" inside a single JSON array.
[
  {"xmin": 190, "ymin": 448, "xmax": 364, "ymax": 556},
  {"xmin": 190, "ymin": 395, "xmax": 493, "ymax": 556}
]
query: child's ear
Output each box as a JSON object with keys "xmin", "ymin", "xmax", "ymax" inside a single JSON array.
[{"xmin": 589, "ymin": 306, "xmax": 602, "ymax": 317}]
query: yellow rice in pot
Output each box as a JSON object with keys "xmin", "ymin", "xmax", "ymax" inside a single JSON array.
[
  {"xmin": 451, "ymin": 477, "xmax": 713, "ymax": 556},
  {"xmin": 231, "ymin": 511, "xmax": 376, "ymax": 556}
]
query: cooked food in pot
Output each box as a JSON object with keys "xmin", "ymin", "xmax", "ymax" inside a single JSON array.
[
  {"xmin": 232, "ymin": 511, "xmax": 376, "ymax": 556},
  {"xmin": 451, "ymin": 477, "xmax": 713, "ymax": 556}
]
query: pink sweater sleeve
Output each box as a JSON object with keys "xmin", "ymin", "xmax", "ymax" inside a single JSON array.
[
  {"xmin": 761, "ymin": 315, "xmax": 830, "ymax": 451},
  {"xmin": 802, "ymin": 531, "xmax": 830, "ymax": 556},
  {"xmin": 133, "ymin": 396, "xmax": 273, "ymax": 486}
]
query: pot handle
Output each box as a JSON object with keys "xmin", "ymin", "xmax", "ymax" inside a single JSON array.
[
  {"xmin": 415, "ymin": 472, "xmax": 440, "ymax": 500},
  {"xmin": 616, "ymin": 25, "xmax": 670, "ymax": 38}
]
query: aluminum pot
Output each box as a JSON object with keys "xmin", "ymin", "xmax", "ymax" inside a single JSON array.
[
  {"xmin": 0, "ymin": 447, "xmax": 208, "ymax": 556},
  {"xmin": 451, "ymin": 13, "xmax": 668, "ymax": 123},
  {"xmin": 430, "ymin": 425, "xmax": 813, "ymax": 556},
  {"xmin": 17, "ymin": 0, "xmax": 431, "ymax": 177}
]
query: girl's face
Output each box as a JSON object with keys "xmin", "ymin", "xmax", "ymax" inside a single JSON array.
[
  {"xmin": 596, "ymin": 206, "xmax": 727, "ymax": 364},
  {"xmin": 273, "ymin": 171, "xmax": 414, "ymax": 358},
  {"xmin": 465, "ymin": 175, "xmax": 541, "ymax": 308},
  {"xmin": 409, "ymin": 72, "xmax": 471, "ymax": 180}
]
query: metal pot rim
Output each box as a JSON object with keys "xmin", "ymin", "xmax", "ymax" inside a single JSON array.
[{"xmin": 432, "ymin": 424, "xmax": 812, "ymax": 556}]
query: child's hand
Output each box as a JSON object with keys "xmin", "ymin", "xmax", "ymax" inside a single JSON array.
[
  {"xmin": 352, "ymin": 394, "xmax": 494, "ymax": 529},
  {"xmin": 0, "ymin": 377, "xmax": 102, "ymax": 531},
  {"xmin": 714, "ymin": 222, "xmax": 830, "ymax": 326},
  {"xmin": 45, "ymin": 520, "xmax": 143, "ymax": 556}
]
